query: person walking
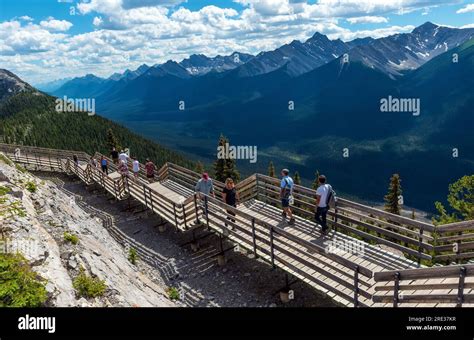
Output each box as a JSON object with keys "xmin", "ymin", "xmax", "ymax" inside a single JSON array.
[
  {"xmin": 100, "ymin": 156, "xmax": 108, "ymax": 175},
  {"xmin": 145, "ymin": 158, "xmax": 156, "ymax": 183},
  {"xmin": 119, "ymin": 150, "xmax": 128, "ymax": 165},
  {"xmin": 222, "ymin": 178, "xmax": 239, "ymax": 225},
  {"xmin": 90, "ymin": 156, "xmax": 98, "ymax": 168},
  {"xmin": 280, "ymin": 168, "xmax": 295, "ymax": 225},
  {"xmin": 195, "ymin": 172, "xmax": 215, "ymax": 199},
  {"xmin": 111, "ymin": 147, "xmax": 119, "ymax": 165},
  {"xmin": 132, "ymin": 157, "xmax": 140, "ymax": 182},
  {"xmin": 118, "ymin": 160, "xmax": 129, "ymax": 178},
  {"xmin": 72, "ymin": 154, "xmax": 79, "ymax": 166},
  {"xmin": 315, "ymin": 175, "xmax": 331, "ymax": 235}
]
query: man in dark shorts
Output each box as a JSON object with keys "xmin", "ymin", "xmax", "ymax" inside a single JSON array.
[
  {"xmin": 111, "ymin": 147, "xmax": 119, "ymax": 165},
  {"xmin": 280, "ymin": 169, "xmax": 295, "ymax": 225}
]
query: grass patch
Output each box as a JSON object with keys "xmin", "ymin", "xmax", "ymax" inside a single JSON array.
[
  {"xmin": 0, "ymin": 252, "xmax": 47, "ymax": 307},
  {"xmin": 166, "ymin": 287, "xmax": 180, "ymax": 301},
  {"xmin": 0, "ymin": 186, "xmax": 11, "ymax": 196},
  {"xmin": 73, "ymin": 268, "xmax": 107, "ymax": 298},
  {"xmin": 128, "ymin": 248, "xmax": 138, "ymax": 265},
  {"xmin": 25, "ymin": 181, "xmax": 37, "ymax": 193},
  {"xmin": 15, "ymin": 164, "xmax": 27, "ymax": 174},
  {"xmin": 63, "ymin": 232, "xmax": 79, "ymax": 245}
]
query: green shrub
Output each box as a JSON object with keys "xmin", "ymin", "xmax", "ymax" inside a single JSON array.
[
  {"xmin": 72, "ymin": 268, "xmax": 107, "ymax": 298},
  {"xmin": 0, "ymin": 186, "xmax": 10, "ymax": 196},
  {"xmin": 25, "ymin": 182, "xmax": 37, "ymax": 193},
  {"xmin": 128, "ymin": 248, "xmax": 138, "ymax": 265},
  {"xmin": 167, "ymin": 287, "xmax": 180, "ymax": 301},
  {"xmin": 0, "ymin": 253, "xmax": 47, "ymax": 307},
  {"xmin": 15, "ymin": 164, "xmax": 27, "ymax": 174},
  {"xmin": 63, "ymin": 232, "xmax": 79, "ymax": 245}
]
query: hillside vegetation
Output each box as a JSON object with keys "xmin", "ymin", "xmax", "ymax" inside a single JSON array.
[{"xmin": 0, "ymin": 91, "xmax": 194, "ymax": 169}]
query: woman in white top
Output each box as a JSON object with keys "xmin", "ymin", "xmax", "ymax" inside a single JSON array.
[{"xmin": 132, "ymin": 157, "xmax": 140, "ymax": 182}]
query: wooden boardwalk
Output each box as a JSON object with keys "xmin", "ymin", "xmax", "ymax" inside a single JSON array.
[{"xmin": 1, "ymin": 143, "xmax": 474, "ymax": 308}]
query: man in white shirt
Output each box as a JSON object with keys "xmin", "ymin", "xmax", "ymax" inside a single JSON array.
[
  {"xmin": 315, "ymin": 175, "xmax": 330, "ymax": 235},
  {"xmin": 119, "ymin": 150, "xmax": 128, "ymax": 165}
]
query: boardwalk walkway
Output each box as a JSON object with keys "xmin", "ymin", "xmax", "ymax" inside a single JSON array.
[{"xmin": 1, "ymin": 143, "xmax": 473, "ymax": 308}]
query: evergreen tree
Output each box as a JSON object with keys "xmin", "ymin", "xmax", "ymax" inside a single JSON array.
[
  {"xmin": 294, "ymin": 171, "xmax": 301, "ymax": 185},
  {"xmin": 106, "ymin": 128, "xmax": 120, "ymax": 151},
  {"xmin": 433, "ymin": 175, "xmax": 474, "ymax": 225},
  {"xmin": 195, "ymin": 161, "xmax": 204, "ymax": 174},
  {"xmin": 312, "ymin": 170, "xmax": 320, "ymax": 190},
  {"xmin": 268, "ymin": 161, "xmax": 276, "ymax": 178},
  {"xmin": 214, "ymin": 134, "xmax": 240, "ymax": 182},
  {"xmin": 214, "ymin": 134, "xmax": 226, "ymax": 181},
  {"xmin": 384, "ymin": 174, "xmax": 402, "ymax": 215}
]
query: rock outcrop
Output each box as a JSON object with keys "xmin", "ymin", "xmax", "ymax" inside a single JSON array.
[{"xmin": 0, "ymin": 153, "xmax": 173, "ymax": 307}]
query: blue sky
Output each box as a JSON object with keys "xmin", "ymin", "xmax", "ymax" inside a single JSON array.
[{"xmin": 0, "ymin": 0, "xmax": 473, "ymax": 84}]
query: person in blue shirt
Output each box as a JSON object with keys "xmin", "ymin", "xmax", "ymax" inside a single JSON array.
[{"xmin": 280, "ymin": 169, "xmax": 295, "ymax": 225}]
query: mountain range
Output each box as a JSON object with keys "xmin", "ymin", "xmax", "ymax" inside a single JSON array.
[{"xmin": 22, "ymin": 22, "xmax": 474, "ymax": 211}]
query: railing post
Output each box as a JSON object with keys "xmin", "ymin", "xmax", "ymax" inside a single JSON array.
[
  {"xmin": 393, "ymin": 272, "xmax": 400, "ymax": 308},
  {"xmin": 270, "ymin": 226, "xmax": 275, "ymax": 269},
  {"xmin": 182, "ymin": 204, "xmax": 187, "ymax": 229},
  {"xmin": 204, "ymin": 195, "xmax": 210, "ymax": 231},
  {"xmin": 457, "ymin": 266, "xmax": 467, "ymax": 307},
  {"xmin": 255, "ymin": 174, "xmax": 260, "ymax": 201},
  {"xmin": 173, "ymin": 202, "xmax": 178, "ymax": 228},
  {"xmin": 149, "ymin": 188, "xmax": 154, "ymax": 212},
  {"xmin": 456, "ymin": 232, "xmax": 462, "ymax": 264},
  {"xmin": 353, "ymin": 265, "xmax": 359, "ymax": 307},
  {"xmin": 417, "ymin": 226, "xmax": 424, "ymax": 267},
  {"xmin": 143, "ymin": 184, "xmax": 148, "ymax": 209},
  {"xmin": 251, "ymin": 218, "xmax": 258, "ymax": 258},
  {"xmin": 194, "ymin": 194, "xmax": 199, "ymax": 224}
]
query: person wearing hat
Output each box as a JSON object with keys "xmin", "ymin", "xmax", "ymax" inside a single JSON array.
[
  {"xmin": 280, "ymin": 168, "xmax": 295, "ymax": 225},
  {"xmin": 195, "ymin": 172, "xmax": 215, "ymax": 199}
]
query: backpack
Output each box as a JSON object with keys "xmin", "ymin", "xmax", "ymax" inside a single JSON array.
[{"xmin": 326, "ymin": 184, "xmax": 337, "ymax": 209}]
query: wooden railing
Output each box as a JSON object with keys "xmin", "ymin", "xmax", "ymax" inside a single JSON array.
[
  {"xmin": 373, "ymin": 264, "xmax": 474, "ymax": 307},
  {"xmin": 253, "ymin": 174, "xmax": 437, "ymax": 264},
  {"xmin": 2, "ymin": 143, "xmax": 474, "ymax": 307}
]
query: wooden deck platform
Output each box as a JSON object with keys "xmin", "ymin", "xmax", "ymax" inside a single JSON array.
[{"xmin": 2, "ymin": 143, "xmax": 474, "ymax": 308}]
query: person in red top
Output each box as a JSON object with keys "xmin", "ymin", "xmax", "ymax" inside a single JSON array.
[{"xmin": 145, "ymin": 158, "xmax": 156, "ymax": 183}]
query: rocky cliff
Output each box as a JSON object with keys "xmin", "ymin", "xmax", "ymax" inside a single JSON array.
[{"xmin": 0, "ymin": 153, "xmax": 173, "ymax": 307}]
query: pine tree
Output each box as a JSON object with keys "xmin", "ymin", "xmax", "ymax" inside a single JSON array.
[
  {"xmin": 294, "ymin": 171, "xmax": 301, "ymax": 185},
  {"xmin": 268, "ymin": 161, "xmax": 276, "ymax": 178},
  {"xmin": 312, "ymin": 170, "xmax": 320, "ymax": 190},
  {"xmin": 195, "ymin": 161, "xmax": 204, "ymax": 174},
  {"xmin": 106, "ymin": 128, "xmax": 120, "ymax": 151},
  {"xmin": 214, "ymin": 134, "xmax": 240, "ymax": 182},
  {"xmin": 214, "ymin": 134, "xmax": 226, "ymax": 181},
  {"xmin": 384, "ymin": 174, "xmax": 402, "ymax": 215}
]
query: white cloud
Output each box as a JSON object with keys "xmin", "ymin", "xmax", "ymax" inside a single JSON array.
[
  {"xmin": 39, "ymin": 18, "xmax": 73, "ymax": 31},
  {"xmin": 18, "ymin": 16, "xmax": 34, "ymax": 21},
  {"xmin": 457, "ymin": 4, "xmax": 474, "ymax": 14},
  {"xmin": 347, "ymin": 16, "xmax": 389, "ymax": 24},
  {"xmin": 1, "ymin": 0, "xmax": 465, "ymax": 83}
]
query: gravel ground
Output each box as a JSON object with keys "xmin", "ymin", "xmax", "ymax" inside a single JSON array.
[{"xmin": 41, "ymin": 173, "xmax": 339, "ymax": 308}]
